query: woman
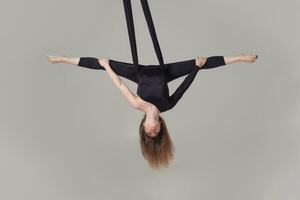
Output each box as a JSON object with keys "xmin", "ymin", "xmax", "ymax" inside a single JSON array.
[
  {"xmin": 46, "ymin": 54, "xmax": 258, "ymax": 169},
  {"xmin": 47, "ymin": 0, "xmax": 258, "ymax": 169}
]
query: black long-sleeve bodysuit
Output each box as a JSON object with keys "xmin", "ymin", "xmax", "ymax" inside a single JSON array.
[{"xmin": 77, "ymin": 0, "xmax": 226, "ymax": 113}]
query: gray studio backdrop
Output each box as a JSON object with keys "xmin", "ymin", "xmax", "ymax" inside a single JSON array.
[{"xmin": 0, "ymin": 0, "xmax": 299, "ymax": 200}]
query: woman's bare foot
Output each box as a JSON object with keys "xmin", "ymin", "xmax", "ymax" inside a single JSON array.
[
  {"xmin": 238, "ymin": 53, "xmax": 258, "ymax": 63},
  {"xmin": 196, "ymin": 56, "xmax": 207, "ymax": 68},
  {"xmin": 46, "ymin": 55, "xmax": 66, "ymax": 63}
]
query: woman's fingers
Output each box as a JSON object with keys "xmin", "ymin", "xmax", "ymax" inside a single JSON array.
[
  {"xmin": 99, "ymin": 57, "xmax": 110, "ymax": 68},
  {"xmin": 196, "ymin": 56, "xmax": 207, "ymax": 68}
]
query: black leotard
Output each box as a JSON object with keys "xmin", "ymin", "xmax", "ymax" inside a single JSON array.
[
  {"xmin": 77, "ymin": 56, "xmax": 225, "ymax": 113},
  {"xmin": 136, "ymin": 63, "xmax": 200, "ymax": 112},
  {"xmin": 76, "ymin": 0, "xmax": 226, "ymax": 112}
]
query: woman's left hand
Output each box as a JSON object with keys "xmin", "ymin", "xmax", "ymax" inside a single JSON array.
[{"xmin": 99, "ymin": 57, "xmax": 110, "ymax": 69}]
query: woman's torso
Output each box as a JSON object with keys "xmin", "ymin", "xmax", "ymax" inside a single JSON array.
[{"xmin": 136, "ymin": 65, "xmax": 170, "ymax": 113}]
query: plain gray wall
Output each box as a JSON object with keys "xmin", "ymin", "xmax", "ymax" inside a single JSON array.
[{"xmin": 0, "ymin": 0, "xmax": 299, "ymax": 200}]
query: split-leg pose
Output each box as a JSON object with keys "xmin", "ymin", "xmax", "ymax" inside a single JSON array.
[
  {"xmin": 47, "ymin": 54, "xmax": 257, "ymax": 85},
  {"xmin": 46, "ymin": 0, "xmax": 258, "ymax": 169}
]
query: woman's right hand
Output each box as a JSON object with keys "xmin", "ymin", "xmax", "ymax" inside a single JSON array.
[
  {"xmin": 99, "ymin": 57, "xmax": 110, "ymax": 69},
  {"xmin": 196, "ymin": 56, "xmax": 207, "ymax": 68}
]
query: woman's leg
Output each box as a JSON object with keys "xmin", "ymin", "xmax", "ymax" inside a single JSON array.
[
  {"xmin": 223, "ymin": 53, "xmax": 258, "ymax": 64},
  {"xmin": 165, "ymin": 56, "xmax": 225, "ymax": 82},
  {"xmin": 79, "ymin": 57, "xmax": 139, "ymax": 83},
  {"xmin": 47, "ymin": 55, "xmax": 79, "ymax": 65},
  {"xmin": 165, "ymin": 54, "xmax": 258, "ymax": 83},
  {"xmin": 47, "ymin": 55, "xmax": 138, "ymax": 83}
]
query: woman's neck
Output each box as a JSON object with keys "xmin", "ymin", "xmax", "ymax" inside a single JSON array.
[{"xmin": 145, "ymin": 105, "xmax": 160, "ymax": 123}]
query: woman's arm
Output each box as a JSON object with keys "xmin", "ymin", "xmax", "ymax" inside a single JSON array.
[
  {"xmin": 169, "ymin": 65, "xmax": 200, "ymax": 110},
  {"xmin": 99, "ymin": 58, "xmax": 140, "ymax": 109}
]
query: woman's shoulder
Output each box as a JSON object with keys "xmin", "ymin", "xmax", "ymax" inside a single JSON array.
[
  {"xmin": 135, "ymin": 96, "xmax": 149, "ymax": 113},
  {"xmin": 136, "ymin": 95, "xmax": 160, "ymax": 114}
]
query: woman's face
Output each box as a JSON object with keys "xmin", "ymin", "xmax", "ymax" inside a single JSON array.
[{"xmin": 144, "ymin": 121, "xmax": 161, "ymax": 137}]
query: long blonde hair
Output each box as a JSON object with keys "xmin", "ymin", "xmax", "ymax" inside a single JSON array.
[{"xmin": 139, "ymin": 114, "xmax": 175, "ymax": 169}]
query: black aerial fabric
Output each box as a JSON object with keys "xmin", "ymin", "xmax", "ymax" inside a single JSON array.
[
  {"xmin": 122, "ymin": 0, "xmax": 139, "ymax": 72},
  {"xmin": 140, "ymin": 0, "xmax": 165, "ymax": 67},
  {"xmin": 123, "ymin": 0, "xmax": 165, "ymax": 69},
  {"xmin": 77, "ymin": 0, "xmax": 227, "ymax": 112}
]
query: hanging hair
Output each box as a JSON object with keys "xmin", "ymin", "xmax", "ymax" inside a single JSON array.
[{"xmin": 139, "ymin": 114, "xmax": 175, "ymax": 169}]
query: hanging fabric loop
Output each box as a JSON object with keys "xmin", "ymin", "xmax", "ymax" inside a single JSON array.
[
  {"xmin": 122, "ymin": 0, "xmax": 139, "ymax": 73},
  {"xmin": 140, "ymin": 0, "xmax": 165, "ymax": 67},
  {"xmin": 122, "ymin": 0, "xmax": 165, "ymax": 72}
]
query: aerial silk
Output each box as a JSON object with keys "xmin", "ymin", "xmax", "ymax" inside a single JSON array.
[{"xmin": 123, "ymin": 0, "xmax": 165, "ymax": 69}]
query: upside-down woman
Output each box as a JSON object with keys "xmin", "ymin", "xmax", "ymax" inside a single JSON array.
[{"xmin": 46, "ymin": 0, "xmax": 258, "ymax": 169}]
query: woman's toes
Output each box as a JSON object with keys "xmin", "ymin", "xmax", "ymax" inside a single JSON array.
[
  {"xmin": 47, "ymin": 55, "xmax": 64, "ymax": 63},
  {"xmin": 242, "ymin": 54, "xmax": 258, "ymax": 63},
  {"xmin": 249, "ymin": 54, "xmax": 258, "ymax": 62}
]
